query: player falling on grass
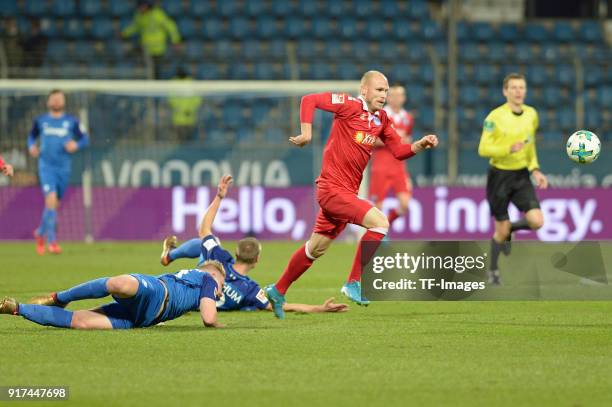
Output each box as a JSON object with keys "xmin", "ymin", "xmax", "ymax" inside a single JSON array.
[
  {"xmin": 265, "ymin": 71, "xmax": 439, "ymax": 319},
  {"xmin": 1, "ymin": 260, "xmax": 227, "ymax": 329},
  {"xmin": 478, "ymin": 73, "xmax": 548, "ymax": 285},
  {"xmin": 28, "ymin": 89, "xmax": 89, "ymax": 255},
  {"xmin": 160, "ymin": 174, "xmax": 348, "ymax": 314},
  {"xmin": 370, "ymin": 83, "xmax": 414, "ymax": 225},
  {"xmin": 0, "ymin": 155, "xmax": 14, "ymax": 177}
]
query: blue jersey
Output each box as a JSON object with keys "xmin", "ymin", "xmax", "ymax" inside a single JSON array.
[
  {"xmin": 27, "ymin": 113, "xmax": 89, "ymax": 170},
  {"xmin": 158, "ymin": 269, "xmax": 219, "ymax": 322},
  {"xmin": 200, "ymin": 235, "xmax": 269, "ymax": 311}
]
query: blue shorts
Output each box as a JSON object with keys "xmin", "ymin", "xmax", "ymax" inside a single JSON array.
[
  {"xmin": 38, "ymin": 167, "xmax": 70, "ymax": 199},
  {"xmin": 98, "ymin": 274, "xmax": 167, "ymax": 329}
]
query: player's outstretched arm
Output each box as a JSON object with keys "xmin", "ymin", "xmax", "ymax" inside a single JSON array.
[
  {"xmin": 290, "ymin": 93, "xmax": 351, "ymax": 147},
  {"xmin": 199, "ymin": 175, "xmax": 233, "ymax": 238},
  {"xmin": 200, "ymin": 297, "xmax": 225, "ymax": 328},
  {"xmin": 265, "ymin": 297, "xmax": 349, "ymax": 313}
]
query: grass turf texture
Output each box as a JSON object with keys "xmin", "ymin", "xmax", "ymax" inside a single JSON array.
[{"xmin": 1, "ymin": 241, "xmax": 612, "ymax": 407}]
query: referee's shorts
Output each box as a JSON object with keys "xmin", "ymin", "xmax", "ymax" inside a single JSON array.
[{"xmin": 486, "ymin": 166, "xmax": 541, "ymax": 221}]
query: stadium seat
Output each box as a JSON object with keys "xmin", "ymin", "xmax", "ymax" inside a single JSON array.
[
  {"xmin": 598, "ymin": 86, "xmax": 612, "ymax": 107},
  {"xmin": 271, "ymin": 0, "xmax": 293, "ymax": 16},
  {"xmin": 526, "ymin": 65, "xmax": 547, "ymax": 86},
  {"xmin": 421, "ymin": 22, "xmax": 443, "ymax": 41},
  {"xmin": 585, "ymin": 109, "xmax": 602, "ymax": 129},
  {"xmin": 229, "ymin": 17, "xmax": 251, "ymax": 39},
  {"xmin": 579, "ymin": 22, "xmax": 602, "ymax": 43},
  {"xmin": 311, "ymin": 62, "xmax": 332, "ymax": 80},
  {"xmin": 556, "ymin": 64, "xmax": 575, "ymax": 85},
  {"xmin": 392, "ymin": 19, "xmax": 413, "ymax": 40},
  {"xmin": 365, "ymin": 19, "xmax": 387, "ymax": 39},
  {"xmin": 553, "ymin": 21, "xmax": 574, "ymax": 42},
  {"xmin": 405, "ymin": 42, "xmax": 426, "ymax": 61},
  {"xmin": 354, "ymin": 0, "xmax": 373, "ymax": 17},
  {"xmin": 312, "ymin": 18, "xmax": 332, "ymax": 39},
  {"xmin": 214, "ymin": 40, "xmax": 233, "ymax": 59},
  {"xmin": 266, "ymin": 39, "xmax": 286, "ymax": 60},
  {"xmin": 556, "ymin": 107, "xmax": 575, "ymax": 131},
  {"xmin": 543, "ymin": 87, "xmax": 561, "ymax": 107},
  {"xmin": 352, "ymin": 40, "xmax": 370, "ymax": 61},
  {"xmin": 201, "ymin": 18, "xmax": 224, "ymax": 40},
  {"xmin": 284, "ymin": 16, "xmax": 305, "ymax": 38},
  {"xmin": 459, "ymin": 86, "xmax": 480, "ymax": 107},
  {"xmin": 222, "ymin": 104, "xmax": 245, "ymax": 128},
  {"xmin": 487, "ymin": 42, "xmax": 506, "ymax": 62},
  {"xmin": 417, "ymin": 64, "xmax": 435, "ymax": 83},
  {"xmin": 91, "ymin": 18, "xmax": 114, "ymax": 40},
  {"xmin": 0, "ymin": 0, "xmax": 19, "ymax": 17},
  {"xmin": 256, "ymin": 16, "xmax": 277, "ymax": 39},
  {"xmin": 80, "ymin": 0, "xmax": 103, "ymax": 17},
  {"xmin": 298, "ymin": 0, "xmax": 318, "ymax": 16},
  {"xmin": 184, "ymin": 40, "xmax": 204, "ymax": 61},
  {"xmin": 162, "ymin": 0, "xmax": 184, "ymax": 17},
  {"xmin": 51, "ymin": 0, "xmax": 75, "ymax": 17},
  {"xmin": 461, "ymin": 43, "xmax": 481, "ymax": 62},
  {"xmin": 474, "ymin": 65, "xmax": 496, "ymax": 85},
  {"xmin": 327, "ymin": 1, "xmax": 346, "ymax": 17},
  {"xmin": 472, "ymin": 22, "xmax": 494, "ymax": 42},
  {"xmin": 419, "ymin": 107, "xmax": 435, "ymax": 129},
  {"xmin": 583, "ymin": 65, "xmax": 603, "ymax": 87},
  {"xmin": 524, "ymin": 23, "xmax": 549, "ymax": 43},
  {"xmin": 254, "ymin": 63, "xmax": 276, "ymax": 80},
  {"xmin": 177, "ymin": 17, "xmax": 196, "ymax": 38},
  {"xmin": 541, "ymin": 130, "xmax": 561, "ymax": 142},
  {"xmin": 338, "ymin": 17, "xmax": 357, "ymax": 39},
  {"xmin": 380, "ymin": 0, "xmax": 399, "ymax": 18},
  {"xmin": 406, "ymin": 85, "xmax": 426, "ymax": 102},
  {"xmin": 45, "ymin": 41, "xmax": 68, "ymax": 62},
  {"xmin": 109, "ymin": 0, "xmax": 131, "ymax": 17},
  {"xmin": 196, "ymin": 63, "xmax": 220, "ymax": 80},
  {"xmin": 499, "ymin": 24, "xmax": 519, "ymax": 42},
  {"xmin": 296, "ymin": 40, "xmax": 316, "ymax": 59},
  {"xmin": 229, "ymin": 63, "xmax": 251, "ymax": 80},
  {"xmin": 513, "ymin": 43, "xmax": 532, "ymax": 63},
  {"xmin": 74, "ymin": 41, "xmax": 96, "ymax": 62},
  {"xmin": 325, "ymin": 40, "xmax": 342, "ymax": 60},
  {"xmin": 539, "ymin": 43, "xmax": 560, "ymax": 62},
  {"xmin": 337, "ymin": 62, "xmax": 360, "ymax": 80},
  {"xmin": 24, "ymin": 0, "xmax": 49, "ymax": 16},
  {"xmin": 40, "ymin": 19, "xmax": 58, "ymax": 38},
  {"xmin": 105, "ymin": 40, "xmax": 125, "ymax": 59},
  {"xmin": 64, "ymin": 19, "xmax": 85, "ymax": 38},
  {"xmin": 408, "ymin": 0, "xmax": 429, "ymax": 19}
]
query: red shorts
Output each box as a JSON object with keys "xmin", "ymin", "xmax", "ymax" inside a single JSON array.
[
  {"xmin": 313, "ymin": 186, "xmax": 374, "ymax": 240},
  {"xmin": 369, "ymin": 170, "xmax": 412, "ymax": 203}
]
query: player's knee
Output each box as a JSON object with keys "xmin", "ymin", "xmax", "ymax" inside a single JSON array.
[
  {"xmin": 376, "ymin": 216, "xmax": 390, "ymax": 230},
  {"xmin": 106, "ymin": 275, "xmax": 135, "ymax": 296},
  {"xmin": 308, "ymin": 243, "xmax": 327, "ymax": 258},
  {"xmin": 528, "ymin": 216, "xmax": 544, "ymax": 230},
  {"xmin": 70, "ymin": 314, "xmax": 89, "ymax": 330}
]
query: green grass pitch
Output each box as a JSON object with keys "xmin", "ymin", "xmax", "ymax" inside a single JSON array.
[{"xmin": 1, "ymin": 241, "xmax": 612, "ymax": 406}]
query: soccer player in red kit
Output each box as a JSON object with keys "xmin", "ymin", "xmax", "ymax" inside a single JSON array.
[
  {"xmin": 370, "ymin": 84, "xmax": 414, "ymax": 225},
  {"xmin": 0, "ymin": 155, "xmax": 14, "ymax": 177},
  {"xmin": 265, "ymin": 71, "xmax": 438, "ymax": 319}
]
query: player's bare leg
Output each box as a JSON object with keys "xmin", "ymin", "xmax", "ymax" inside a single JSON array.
[
  {"xmin": 489, "ymin": 220, "xmax": 511, "ymax": 284},
  {"xmin": 70, "ymin": 309, "xmax": 114, "ymax": 330},
  {"xmin": 503, "ymin": 208, "xmax": 544, "ymax": 256},
  {"xmin": 342, "ymin": 207, "xmax": 389, "ymax": 306}
]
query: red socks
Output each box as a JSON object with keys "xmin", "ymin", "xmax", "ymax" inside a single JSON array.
[
  {"xmin": 275, "ymin": 243, "xmax": 315, "ymax": 295},
  {"xmin": 387, "ymin": 208, "xmax": 400, "ymax": 224},
  {"xmin": 347, "ymin": 228, "xmax": 387, "ymax": 282}
]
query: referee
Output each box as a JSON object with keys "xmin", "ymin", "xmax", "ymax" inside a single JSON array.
[{"xmin": 478, "ymin": 73, "xmax": 548, "ymax": 284}]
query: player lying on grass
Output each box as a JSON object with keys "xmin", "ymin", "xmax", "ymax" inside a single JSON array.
[
  {"xmin": 160, "ymin": 174, "xmax": 348, "ymax": 314},
  {"xmin": 1, "ymin": 260, "xmax": 228, "ymax": 329}
]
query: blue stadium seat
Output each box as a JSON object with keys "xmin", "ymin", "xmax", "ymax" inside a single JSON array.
[
  {"xmin": 487, "ymin": 42, "xmax": 505, "ymax": 62},
  {"xmin": 556, "ymin": 64, "xmax": 575, "ymax": 85},
  {"xmin": 474, "ymin": 65, "xmax": 496, "ymax": 85},
  {"xmin": 543, "ymin": 87, "xmax": 561, "ymax": 107},
  {"xmin": 432, "ymin": 41, "xmax": 447, "ymax": 59},
  {"xmin": 419, "ymin": 107, "xmax": 435, "ymax": 129},
  {"xmin": 196, "ymin": 63, "xmax": 221, "ymax": 80},
  {"xmin": 579, "ymin": 22, "xmax": 602, "ymax": 42},
  {"xmin": 246, "ymin": 0, "xmax": 268, "ymax": 16},
  {"xmin": 354, "ymin": 0, "xmax": 373, "ymax": 17},
  {"xmin": 0, "ymin": 0, "xmax": 19, "ymax": 17},
  {"xmin": 553, "ymin": 21, "xmax": 574, "ymax": 42},
  {"xmin": 52, "ymin": 0, "xmax": 75, "ymax": 17},
  {"xmin": 526, "ymin": 65, "xmax": 547, "ymax": 86},
  {"xmin": 541, "ymin": 130, "xmax": 561, "ymax": 142},
  {"xmin": 230, "ymin": 17, "xmax": 250, "ymax": 39},
  {"xmin": 298, "ymin": 0, "xmax": 318, "ymax": 16},
  {"xmin": 418, "ymin": 64, "xmax": 435, "ymax": 83},
  {"xmin": 365, "ymin": 19, "xmax": 387, "ymax": 39},
  {"xmin": 583, "ymin": 65, "xmax": 603, "ymax": 87},
  {"xmin": 540, "ymin": 43, "xmax": 559, "ymax": 62},
  {"xmin": 459, "ymin": 86, "xmax": 480, "ymax": 106},
  {"xmin": 327, "ymin": 1, "xmax": 345, "ymax": 17},
  {"xmin": 524, "ymin": 23, "xmax": 549, "ymax": 43},
  {"xmin": 325, "ymin": 40, "xmax": 342, "ymax": 60},
  {"xmin": 337, "ymin": 62, "xmax": 360, "ymax": 80},
  {"xmin": 74, "ymin": 41, "xmax": 96, "ymax": 61},
  {"xmin": 105, "ymin": 40, "xmax": 125, "ymax": 58},
  {"xmin": 254, "ymin": 63, "xmax": 277, "ymax": 80},
  {"xmin": 64, "ymin": 19, "xmax": 85, "ymax": 38},
  {"xmin": 229, "ymin": 64, "xmax": 251, "ymax": 79},
  {"xmin": 338, "ymin": 17, "xmax": 358, "ymax": 39},
  {"xmin": 91, "ymin": 18, "xmax": 114, "ymax": 39},
  {"xmin": 109, "ymin": 0, "xmax": 131, "ymax": 17},
  {"xmin": 284, "ymin": 16, "xmax": 305, "ymax": 38},
  {"xmin": 162, "ymin": 0, "xmax": 183, "ymax": 17},
  {"xmin": 409, "ymin": 0, "xmax": 429, "ymax": 19},
  {"xmin": 214, "ymin": 40, "xmax": 233, "ymax": 59},
  {"xmin": 585, "ymin": 109, "xmax": 602, "ymax": 129},
  {"xmin": 406, "ymin": 85, "xmax": 426, "ymax": 102},
  {"xmin": 406, "ymin": 42, "xmax": 426, "ymax": 61},
  {"xmin": 421, "ymin": 22, "xmax": 443, "ymax": 41},
  {"xmin": 472, "ymin": 22, "xmax": 494, "ymax": 42},
  {"xmin": 499, "ymin": 24, "xmax": 519, "ymax": 42},
  {"xmin": 312, "ymin": 18, "xmax": 332, "ymax": 39},
  {"xmin": 456, "ymin": 22, "xmax": 469, "ymax": 41},
  {"xmin": 40, "ymin": 19, "xmax": 58, "ymax": 38},
  {"xmin": 190, "ymin": 1, "xmax": 213, "ymax": 16},
  {"xmin": 45, "ymin": 41, "xmax": 68, "ymax": 62},
  {"xmin": 266, "ymin": 40, "xmax": 286, "ymax": 59},
  {"xmin": 380, "ymin": 0, "xmax": 399, "ymax": 18},
  {"xmin": 177, "ymin": 17, "xmax": 196, "ymax": 38},
  {"xmin": 201, "ymin": 18, "xmax": 224, "ymax": 40},
  {"xmin": 185, "ymin": 40, "xmax": 204, "ymax": 61},
  {"xmin": 263, "ymin": 128, "xmax": 287, "ymax": 144},
  {"xmin": 556, "ymin": 107, "xmax": 575, "ymax": 131},
  {"xmin": 311, "ymin": 62, "xmax": 332, "ymax": 80},
  {"xmin": 514, "ymin": 43, "xmax": 532, "ymax": 63},
  {"xmin": 256, "ymin": 16, "xmax": 277, "ymax": 39},
  {"xmin": 240, "ymin": 40, "xmax": 260, "ymax": 60},
  {"xmin": 380, "ymin": 43, "xmax": 397, "ymax": 62},
  {"xmin": 223, "ymin": 104, "xmax": 244, "ymax": 128},
  {"xmin": 80, "ymin": 0, "xmax": 103, "ymax": 17},
  {"xmin": 24, "ymin": 0, "xmax": 48, "ymax": 16},
  {"xmin": 598, "ymin": 86, "xmax": 612, "ymax": 107},
  {"xmin": 392, "ymin": 19, "xmax": 412, "ymax": 40},
  {"xmin": 352, "ymin": 40, "xmax": 370, "ymax": 60},
  {"xmin": 272, "ymin": 0, "xmax": 293, "ymax": 16},
  {"xmin": 296, "ymin": 40, "xmax": 316, "ymax": 59},
  {"xmin": 461, "ymin": 43, "xmax": 480, "ymax": 62}
]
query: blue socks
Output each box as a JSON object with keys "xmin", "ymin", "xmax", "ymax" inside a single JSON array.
[
  {"xmin": 19, "ymin": 304, "xmax": 73, "ymax": 328},
  {"xmin": 169, "ymin": 238, "xmax": 201, "ymax": 261},
  {"xmin": 37, "ymin": 208, "xmax": 51, "ymax": 237},
  {"xmin": 56, "ymin": 278, "xmax": 109, "ymax": 304},
  {"xmin": 46, "ymin": 209, "xmax": 57, "ymax": 243}
]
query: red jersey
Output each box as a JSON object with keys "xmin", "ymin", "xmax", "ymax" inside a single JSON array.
[
  {"xmin": 371, "ymin": 107, "xmax": 414, "ymax": 174},
  {"xmin": 300, "ymin": 92, "xmax": 416, "ymax": 194},
  {"xmin": 0, "ymin": 155, "xmax": 5, "ymax": 170}
]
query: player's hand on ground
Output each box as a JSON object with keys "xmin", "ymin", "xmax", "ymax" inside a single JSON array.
[
  {"xmin": 289, "ymin": 134, "xmax": 312, "ymax": 147},
  {"xmin": 29, "ymin": 145, "xmax": 39, "ymax": 158},
  {"xmin": 321, "ymin": 297, "xmax": 349, "ymax": 312},
  {"xmin": 64, "ymin": 140, "xmax": 78, "ymax": 153},
  {"xmin": 510, "ymin": 141, "xmax": 525, "ymax": 153},
  {"xmin": 1, "ymin": 164, "xmax": 14, "ymax": 177},
  {"xmin": 217, "ymin": 174, "xmax": 233, "ymax": 198},
  {"xmin": 532, "ymin": 170, "xmax": 548, "ymax": 189},
  {"xmin": 414, "ymin": 134, "xmax": 438, "ymax": 152}
]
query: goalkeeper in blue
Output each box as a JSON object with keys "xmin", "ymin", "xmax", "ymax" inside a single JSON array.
[
  {"xmin": 28, "ymin": 89, "xmax": 89, "ymax": 255},
  {"xmin": 160, "ymin": 175, "xmax": 348, "ymax": 314}
]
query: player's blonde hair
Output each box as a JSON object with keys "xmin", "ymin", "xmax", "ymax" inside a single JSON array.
[
  {"xmin": 503, "ymin": 73, "xmax": 526, "ymax": 89},
  {"xmin": 235, "ymin": 237, "xmax": 261, "ymax": 265},
  {"xmin": 199, "ymin": 260, "xmax": 226, "ymax": 278}
]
